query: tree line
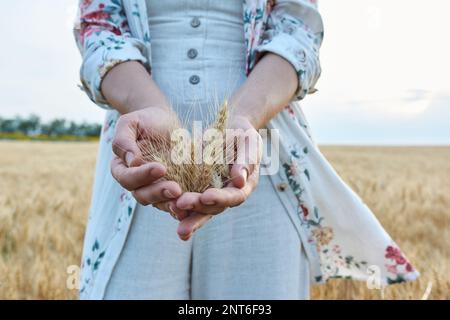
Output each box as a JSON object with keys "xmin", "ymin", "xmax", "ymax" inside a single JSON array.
[{"xmin": 0, "ymin": 114, "xmax": 102, "ymax": 138}]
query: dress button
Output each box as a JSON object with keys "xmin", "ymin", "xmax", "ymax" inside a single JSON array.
[
  {"xmin": 187, "ymin": 48, "xmax": 198, "ymax": 59},
  {"xmin": 190, "ymin": 17, "xmax": 201, "ymax": 28},
  {"xmin": 189, "ymin": 75, "xmax": 200, "ymax": 85},
  {"xmin": 277, "ymin": 182, "xmax": 288, "ymax": 192}
]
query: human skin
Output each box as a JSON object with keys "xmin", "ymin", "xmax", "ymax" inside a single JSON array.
[{"xmin": 102, "ymin": 52, "xmax": 298, "ymax": 240}]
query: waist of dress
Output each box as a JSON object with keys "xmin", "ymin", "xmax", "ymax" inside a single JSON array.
[{"xmin": 150, "ymin": 39, "xmax": 246, "ymax": 66}]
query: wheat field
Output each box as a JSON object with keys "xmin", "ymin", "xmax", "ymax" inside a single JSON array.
[{"xmin": 0, "ymin": 141, "xmax": 448, "ymax": 299}]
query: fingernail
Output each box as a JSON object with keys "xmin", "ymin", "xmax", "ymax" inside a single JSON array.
[
  {"xmin": 241, "ymin": 168, "xmax": 248, "ymax": 182},
  {"xmin": 125, "ymin": 152, "xmax": 134, "ymax": 166},
  {"xmin": 203, "ymin": 200, "xmax": 216, "ymax": 206},
  {"xmin": 163, "ymin": 189, "xmax": 175, "ymax": 199},
  {"xmin": 168, "ymin": 203, "xmax": 179, "ymax": 220}
]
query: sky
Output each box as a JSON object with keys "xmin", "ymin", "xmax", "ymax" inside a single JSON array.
[{"xmin": 0, "ymin": 0, "xmax": 449, "ymax": 145}]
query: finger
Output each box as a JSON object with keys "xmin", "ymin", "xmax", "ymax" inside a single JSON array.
[
  {"xmin": 200, "ymin": 187, "xmax": 247, "ymax": 209},
  {"xmin": 175, "ymin": 192, "xmax": 201, "ymax": 211},
  {"xmin": 112, "ymin": 115, "xmax": 143, "ymax": 167},
  {"xmin": 153, "ymin": 200, "xmax": 189, "ymax": 221},
  {"xmin": 174, "ymin": 191, "xmax": 225, "ymax": 215},
  {"xmin": 111, "ymin": 156, "xmax": 166, "ymax": 191},
  {"xmin": 200, "ymin": 167, "xmax": 260, "ymax": 208},
  {"xmin": 169, "ymin": 200, "xmax": 190, "ymax": 220},
  {"xmin": 177, "ymin": 212, "xmax": 213, "ymax": 241},
  {"xmin": 230, "ymin": 130, "xmax": 262, "ymax": 188},
  {"xmin": 152, "ymin": 201, "xmax": 184, "ymax": 221},
  {"xmin": 232, "ymin": 164, "xmax": 260, "ymax": 190},
  {"xmin": 229, "ymin": 163, "xmax": 249, "ymax": 189},
  {"xmin": 132, "ymin": 180, "xmax": 183, "ymax": 206}
]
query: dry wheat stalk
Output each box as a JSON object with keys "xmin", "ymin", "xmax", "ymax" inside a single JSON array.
[{"xmin": 137, "ymin": 100, "xmax": 233, "ymax": 193}]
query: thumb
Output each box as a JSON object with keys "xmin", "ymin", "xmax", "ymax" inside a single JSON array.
[
  {"xmin": 229, "ymin": 164, "xmax": 249, "ymax": 189},
  {"xmin": 112, "ymin": 116, "xmax": 144, "ymax": 167}
]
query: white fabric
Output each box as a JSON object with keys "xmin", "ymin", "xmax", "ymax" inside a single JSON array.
[
  {"xmin": 104, "ymin": 171, "xmax": 309, "ymax": 299},
  {"xmin": 147, "ymin": 0, "xmax": 247, "ymax": 122},
  {"xmin": 101, "ymin": 0, "xmax": 310, "ymax": 300},
  {"xmin": 74, "ymin": 0, "xmax": 419, "ymax": 299}
]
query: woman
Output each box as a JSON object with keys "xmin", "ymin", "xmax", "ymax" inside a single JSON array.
[{"xmin": 74, "ymin": 0, "xmax": 419, "ymax": 299}]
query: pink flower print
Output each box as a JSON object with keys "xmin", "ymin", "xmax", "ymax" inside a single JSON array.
[
  {"xmin": 289, "ymin": 162, "xmax": 298, "ymax": 176},
  {"xmin": 385, "ymin": 245, "xmax": 407, "ymax": 265},
  {"xmin": 82, "ymin": 10, "xmax": 110, "ymax": 22},
  {"xmin": 266, "ymin": 0, "xmax": 275, "ymax": 14},
  {"xmin": 386, "ymin": 264, "xmax": 398, "ymax": 274},
  {"xmin": 332, "ymin": 244, "xmax": 341, "ymax": 254},
  {"xmin": 300, "ymin": 203, "xmax": 309, "ymax": 218},
  {"xmin": 119, "ymin": 192, "xmax": 127, "ymax": 203},
  {"xmin": 81, "ymin": 0, "xmax": 93, "ymax": 10},
  {"xmin": 406, "ymin": 262, "xmax": 413, "ymax": 273},
  {"xmin": 284, "ymin": 105, "xmax": 295, "ymax": 117}
]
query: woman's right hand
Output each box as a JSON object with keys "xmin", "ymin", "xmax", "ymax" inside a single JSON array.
[{"xmin": 110, "ymin": 106, "xmax": 186, "ymax": 218}]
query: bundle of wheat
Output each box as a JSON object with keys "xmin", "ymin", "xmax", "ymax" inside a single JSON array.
[{"xmin": 137, "ymin": 100, "xmax": 234, "ymax": 193}]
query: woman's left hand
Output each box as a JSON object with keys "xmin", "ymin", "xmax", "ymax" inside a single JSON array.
[{"xmin": 172, "ymin": 115, "xmax": 263, "ymax": 241}]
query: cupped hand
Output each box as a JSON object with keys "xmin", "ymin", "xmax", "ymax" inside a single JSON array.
[
  {"xmin": 110, "ymin": 106, "xmax": 187, "ymax": 219},
  {"xmin": 174, "ymin": 115, "xmax": 263, "ymax": 240}
]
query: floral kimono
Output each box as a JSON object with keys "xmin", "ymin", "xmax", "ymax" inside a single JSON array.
[{"xmin": 74, "ymin": 0, "xmax": 419, "ymax": 299}]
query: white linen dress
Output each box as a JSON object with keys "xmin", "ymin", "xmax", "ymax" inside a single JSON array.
[{"xmin": 103, "ymin": 0, "xmax": 310, "ymax": 299}]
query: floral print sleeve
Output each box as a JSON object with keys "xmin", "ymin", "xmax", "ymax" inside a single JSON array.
[
  {"xmin": 253, "ymin": 0, "xmax": 324, "ymax": 100},
  {"xmin": 74, "ymin": 0, "xmax": 151, "ymax": 109}
]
